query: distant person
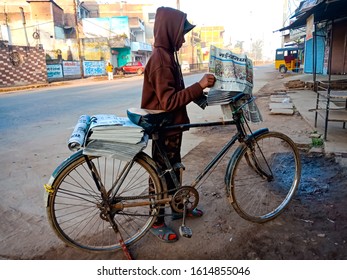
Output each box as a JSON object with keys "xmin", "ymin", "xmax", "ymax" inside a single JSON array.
[
  {"xmin": 141, "ymin": 7, "xmax": 216, "ymax": 243},
  {"xmin": 106, "ymin": 62, "xmax": 114, "ymax": 80}
]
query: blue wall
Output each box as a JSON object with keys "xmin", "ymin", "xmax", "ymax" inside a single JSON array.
[{"xmin": 304, "ymin": 30, "xmax": 325, "ymax": 74}]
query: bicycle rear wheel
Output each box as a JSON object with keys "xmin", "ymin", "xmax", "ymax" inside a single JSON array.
[
  {"xmin": 227, "ymin": 131, "xmax": 301, "ymax": 223},
  {"xmin": 46, "ymin": 152, "xmax": 163, "ymax": 252}
]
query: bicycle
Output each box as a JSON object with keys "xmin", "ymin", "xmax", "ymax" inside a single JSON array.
[{"xmin": 44, "ymin": 92, "xmax": 301, "ymax": 254}]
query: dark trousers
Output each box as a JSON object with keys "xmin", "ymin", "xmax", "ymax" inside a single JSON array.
[{"xmin": 152, "ymin": 132, "xmax": 182, "ymax": 225}]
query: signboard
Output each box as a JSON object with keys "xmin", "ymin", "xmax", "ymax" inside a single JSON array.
[
  {"xmin": 306, "ymin": 14, "xmax": 315, "ymax": 40},
  {"xmin": 110, "ymin": 16, "xmax": 130, "ymax": 38},
  {"xmin": 131, "ymin": 41, "xmax": 152, "ymax": 52},
  {"xmin": 83, "ymin": 61, "xmax": 105, "ymax": 76},
  {"xmin": 47, "ymin": 64, "xmax": 63, "ymax": 78},
  {"xmin": 62, "ymin": 61, "xmax": 81, "ymax": 76},
  {"xmin": 83, "ymin": 18, "xmax": 110, "ymax": 38},
  {"xmin": 290, "ymin": 28, "xmax": 305, "ymax": 41},
  {"xmin": 83, "ymin": 16, "xmax": 130, "ymax": 39}
]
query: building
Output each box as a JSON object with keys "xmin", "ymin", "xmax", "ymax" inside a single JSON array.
[
  {"xmin": 1, "ymin": 0, "xmax": 227, "ymax": 84},
  {"xmin": 279, "ymin": 0, "xmax": 347, "ymax": 75},
  {"xmin": 0, "ymin": 0, "xmax": 152, "ymax": 67},
  {"xmin": 199, "ymin": 26, "xmax": 225, "ymax": 63},
  {"xmin": 81, "ymin": 1, "xmax": 153, "ymax": 67},
  {"xmin": 0, "ymin": 0, "xmax": 65, "ymax": 54}
]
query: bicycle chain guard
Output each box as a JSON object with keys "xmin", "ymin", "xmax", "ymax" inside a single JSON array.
[{"xmin": 171, "ymin": 186, "xmax": 199, "ymax": 213}]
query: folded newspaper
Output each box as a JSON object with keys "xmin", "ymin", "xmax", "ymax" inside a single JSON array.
[
  {"xmin": 68, "ymin": 115, "xmax": 91, "ymax": 151},
  {"xmin": 68, "ymin": 114, "xmax": 147, "ymax": 161},
  {"xmin": 207, "ymin": 45, "xmax": 262, "ymax": 123}
]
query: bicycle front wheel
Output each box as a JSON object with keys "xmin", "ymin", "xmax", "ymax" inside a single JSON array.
[
  {"xmin": 46, "ymin": 152, "xmax": 163, "ymax": 252},
  {"xmin": 227, "ymin": 131, "xmax": 301, "ymax": 223}
]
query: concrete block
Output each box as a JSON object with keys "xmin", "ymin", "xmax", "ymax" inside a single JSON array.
[
  {"xmin": 269, "ymin": 102, "xmax": 294, "ymax": 109},
  {"xmin": 269, "ymin": 108, "xmax": 294, "ymax": 115}
]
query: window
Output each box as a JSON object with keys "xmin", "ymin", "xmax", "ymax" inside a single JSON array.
[{"xmin": 148, "ymin": 13, "xmax": 155, "ymax": 23}]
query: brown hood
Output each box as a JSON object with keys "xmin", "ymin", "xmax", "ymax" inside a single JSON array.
[{"xmin": 153, "ymin": 7, "xmax": 186, "ymax": 52}]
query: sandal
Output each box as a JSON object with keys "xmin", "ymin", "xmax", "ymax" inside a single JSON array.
[
  {"xmin": 150, "ymin": 223, "xmax": 178, "ymax": 243},
  {"xmin": 171, "ymin": 208, "xmax": 204, "ymax": 220}
]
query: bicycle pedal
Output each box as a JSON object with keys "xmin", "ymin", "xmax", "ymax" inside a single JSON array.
[{"xmin": 179, "ymin": 225, "xmax": 192, "ymax": 238}]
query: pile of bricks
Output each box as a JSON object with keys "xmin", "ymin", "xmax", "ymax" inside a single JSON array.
[{"xmin": 284, "ymin": 79, "xmax": 306, "ymax": 89}]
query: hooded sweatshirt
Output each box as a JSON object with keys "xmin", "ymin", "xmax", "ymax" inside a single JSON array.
[{"xmin": 141, "ymin": 7, "xmax": 204, "ymax": 134}]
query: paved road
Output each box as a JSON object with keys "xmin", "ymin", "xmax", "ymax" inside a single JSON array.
[{"xmin": 0, "ymin": 64, "xmax": 277, "ymax": 259}]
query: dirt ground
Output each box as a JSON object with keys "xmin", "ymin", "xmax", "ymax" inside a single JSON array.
[
  {"xmin": 28, "ymin": 74, "xmax": 347, "ymax": 260},
  {"xmin": 1, "ymin": 72, "xmax": 345, "ymax": 261}
]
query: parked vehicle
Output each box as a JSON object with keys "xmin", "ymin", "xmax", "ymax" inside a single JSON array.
[
  {"xmin": 115, "ymin": 61, "xmax": 145, "ymax": 75},
  {"xmin": 181, "ymin": 61, "xmax": 190, "ymax": 72},
  {"xmin": 275, "ymin": 47, "xmax": 303, "ymax": 73}
]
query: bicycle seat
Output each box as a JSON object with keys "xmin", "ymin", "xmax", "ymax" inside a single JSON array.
[{"xmin": 127, "ymin": 108, "xmax": 173, "ymax": 134}]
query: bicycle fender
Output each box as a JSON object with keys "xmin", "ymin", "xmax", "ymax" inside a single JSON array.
[
  {"xmin": 224, "ymin": 128, "xmax": 269, "ymax": 189},
  {"xmin": 52, "ymin": 150, "xmax": 84, "ymax": 181},
  {"xmin": 48, "ymin": 151, "xmax": 157, "ymax": 185},
  {"xmin": 44, "ymin": 150, "xmax": 84, "ymax": 207}
]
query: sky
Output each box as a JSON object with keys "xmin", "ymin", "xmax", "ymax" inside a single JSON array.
[
  {"xmin": 180, "ymin": 0, "xmax": 286, "ymax": 59},
  {"xmin": 125, "ymin": 0, "xmax": 301, "ymax": 60}
]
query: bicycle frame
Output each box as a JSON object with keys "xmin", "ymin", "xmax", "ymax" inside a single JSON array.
[
  {"xmin": 154, "ymin": 108, "xmax": 254, "ymax": 191},
  {"xmin": 84, "ymin": 95, "xmax": 266, "ymax": 210},
  {"xmin": 158, "ymin": 120, "xmax": 239, "ymax": 188}
]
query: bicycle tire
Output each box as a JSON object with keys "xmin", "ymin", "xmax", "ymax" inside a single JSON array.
[
  {"xmin": 226, "ymin": 131, "xmax": 301, "ymax": 223},
  {"xmin": 46, "ymin": 152, "xmax": 163, "ymax": 252}
]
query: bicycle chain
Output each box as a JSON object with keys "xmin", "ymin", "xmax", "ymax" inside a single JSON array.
[
  {"xmin": 108, "ymin": 186, "xmax": 199, "ymax": 219},
  {"xmin": 111, "ymin": 187, "xmax": 180, "ymax": 201}
]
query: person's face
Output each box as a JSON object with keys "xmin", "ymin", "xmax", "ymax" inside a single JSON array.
[{"xmin": 177, "ymin": 34, "xmax": 186, "ymax": 50}]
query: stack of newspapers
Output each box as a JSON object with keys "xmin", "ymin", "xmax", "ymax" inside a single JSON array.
[
  {"xmin": 68, "ymin": 114, "xmax": 147, "ymax": 161},
  {"xmin": 207, "ymin": 90, "xmax": 250, "ymax": 106}
]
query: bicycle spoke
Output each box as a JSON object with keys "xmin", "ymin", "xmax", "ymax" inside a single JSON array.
[{"xmin": 229, "ymin": 131, "xmax": 300, "ymax": 222}]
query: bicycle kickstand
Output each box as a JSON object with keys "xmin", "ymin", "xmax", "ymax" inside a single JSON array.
[
  {"xmin": 179, "ymin": 201, "xmax": 193, "ymax": 238},
  {"xmin": 106, "ymin": 213, "xmax": 133, "ymax": 260}
]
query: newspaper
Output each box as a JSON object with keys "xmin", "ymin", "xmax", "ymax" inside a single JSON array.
[
  {"xmin": 68, "ymin": 114, "xmax": 148, "ymax": 160},
  {"xmin": 207, "ymin": 45, "xmax": 262, "ymax": 123},
  {"xmin": 208, "ymin": 45, "xmax": 253, "ymax": 97},
  {"xmin": 88, "ymin": 115, "xmax": 144, "ymax": 144},
  {"xmin": 83, "ymin": 135, "xmax": 149, "ymax": 162},
  {"xmin": 68, "ymin": 115, "xmax": 91, "ymax": 151}
]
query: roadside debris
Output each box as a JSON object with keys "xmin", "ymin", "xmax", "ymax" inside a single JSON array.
[
  {"xmin": 269, "ymin": 93, "xmax": 295, "ymax": 115},
  {"xmin": 284, "ymin": 79, "xmax": 306, "ymax": 89}
]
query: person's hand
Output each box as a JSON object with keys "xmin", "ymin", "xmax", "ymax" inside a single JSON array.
[{"xmin": 198, "ymin": 74, "xmax": 216, "ymax": 89}]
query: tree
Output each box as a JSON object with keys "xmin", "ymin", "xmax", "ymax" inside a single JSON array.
[
  {"xmin": 251, "ymin": 39, "xmax": 263, "ymax": 63},
  {"xmin": 233, "ymin": 40, "xmax": 244, "ymax": 54}
]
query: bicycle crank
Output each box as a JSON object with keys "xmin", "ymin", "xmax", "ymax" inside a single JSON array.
[{"xmin": 171, "ymin": 187, "xmax": 198, "ymax": 239}]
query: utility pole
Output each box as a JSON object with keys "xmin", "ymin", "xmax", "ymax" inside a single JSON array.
[
  {"xmin": 2, "ymin": 3, "xmax": 12, "ymax": 44},
  {"xmin": 73, "ymin": 0, "xmax": 84, "ymax": 78},
  {"xmin": 282, "ymin": 0, "xmax": 289, "ymax": 47},
  {"xmin": 19, "ymin": 7, "xmax": 30, "ymax": 47},
  {"xmin": 176, "ymin": 0, "xmax": 180, "ymax": 10}
]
